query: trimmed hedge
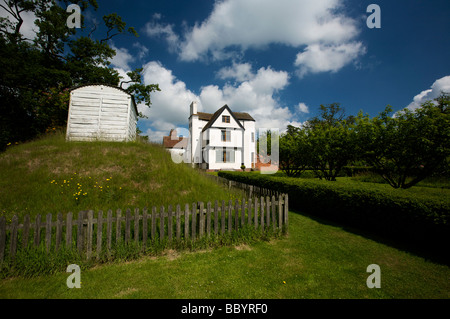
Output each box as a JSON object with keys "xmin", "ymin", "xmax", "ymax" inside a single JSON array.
[{"xmin": 219, "ymin": 171, "xmax": 450, "ymax": 257}]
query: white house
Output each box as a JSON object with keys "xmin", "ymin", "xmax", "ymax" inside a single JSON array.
[
  {"xmin": 66, "ymin": 84, "xmax": 137, "ymax": 142},
  {"xmin": 188, "ymin": 102, "xmax": 256, "ymax": 170},
  {"xmin": 163, "ymin": 129, "xmax": 188, "ymax": 162}
]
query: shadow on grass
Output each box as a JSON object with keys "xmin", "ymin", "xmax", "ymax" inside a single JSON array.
[{"xmin": 289, "ymin": 209, "xmax": 450, "ymax": 267}]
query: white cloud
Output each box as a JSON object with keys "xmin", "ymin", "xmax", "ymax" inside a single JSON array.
[
  {"xmin": 216, "ymin": 62, "xmax": 253, "ymax": 82},
  {"xmin": 143, "ymin": 14, "xmax": 180, "ymax": 53},
  {"xmin": 132, "ymin": 42, "xmax": 149, "ymax": 59},
  {"xmin": 0, "ymin": 7, "xmax": 38, "ymax": 40},
  {"xmin": 177, "ymin": 0, "xmax": 360, "ymax": 62},
  {"xmin": 138, "ymin": 61, "xmax": 301, "ymax": 141},
  {"xmin": 406, "ymin": 75, "xmax": 450, "ymax": 111},
  {"xmin": 298, "ymin": 103, "xmax": 309, "ymax": 113},
  {"xmin": 109, "ymin": 45, "xmax": 134, "ymax": 70},
  {"xmin": 294, "ymin": 42, "xmax": 366, "ymax": 78},
  {"xmin": 138, "ymin": 61, "xmax": 198, "ymax": 142}
]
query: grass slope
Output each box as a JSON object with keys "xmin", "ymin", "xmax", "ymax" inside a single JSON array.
[
  {"xmin": 0, "ymin": 132, "xmax": 243, "ymax": 221},
  {"xmin": 0, "ymin": 211, "xmax": 448, "ymax": 299}
]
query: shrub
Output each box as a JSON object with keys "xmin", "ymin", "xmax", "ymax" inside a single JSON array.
[{"xmin": 218, "ymin": 171, "xmax": 450, "ymax": 255}]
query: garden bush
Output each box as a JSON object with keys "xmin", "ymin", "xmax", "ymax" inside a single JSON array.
[{"xmin": 218, "ymin": 171, "xmax": 450, "ymax": 256}]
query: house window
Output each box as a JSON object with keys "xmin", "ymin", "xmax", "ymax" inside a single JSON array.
[
  {"xmin": 222, "ymin": 115, "xmax": 230, "ymax": 123},
  {"xmin": 221, "ymin": 130, "xmax": 231, "ymax": 142},
  {"xmin": 251, "ymin": 132, "xmax": 254, "ymax": 142},
  {"xmin": 216, "ymin": 148, "xmax": 235, "ymax": 163}
]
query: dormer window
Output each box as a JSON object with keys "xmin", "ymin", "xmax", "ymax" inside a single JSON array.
[{"xmin": 222, "ymin": 115, "xmax": 230, "ymax": 123}]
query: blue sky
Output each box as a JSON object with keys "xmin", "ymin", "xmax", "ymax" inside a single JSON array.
[{"xmin": 92, "ymin": 0, "xmax": 450, "ymax": 142}]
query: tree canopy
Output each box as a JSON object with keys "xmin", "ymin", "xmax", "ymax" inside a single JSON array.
[
  {"xmin": 278, "ymin": 95, "xmax": 450, "ymax": 188},
  {"xmin": 0, "ymin": 0, "xmax": 159, "ymax": 150}
]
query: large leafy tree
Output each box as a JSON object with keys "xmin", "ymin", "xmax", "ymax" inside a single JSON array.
[
  {"xmin": 0, "ymin": 0, "xmax": 159, "ymax": 150},
  {"xmin": 303, "ymin": 103, "xmax": 357, "ymax": 181},
  {"xmin": 355, "ymin": 94, "xmax": 450, "ymax": 189},
  {"xmin": 279, "ymin": 125, "xmax": 310, "ymax": 177}
]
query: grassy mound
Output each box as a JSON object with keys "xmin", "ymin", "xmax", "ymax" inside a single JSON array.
[{"xmin": 0, "ymin": 132, "xmax": 242, "ymax": 221}]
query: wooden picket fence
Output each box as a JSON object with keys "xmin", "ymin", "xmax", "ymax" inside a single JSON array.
[
  {"xmin": 202, "ymin": 173, "xmax": 282, "ymax": 199},
  {"xmin": 0, "ymin": 194, "xmax": 288, "ymax": 264}
]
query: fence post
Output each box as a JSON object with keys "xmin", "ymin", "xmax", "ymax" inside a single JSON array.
[
  {"xmin": 191, "ymin": 203, "xmax": 197, "ymax": 239},
  {"xmin": 22, "ymin": 214, "xmax": 30, "ymax": 249},
  {"xmin": 214, "ymin": 200, "xmax": 219, "ymax": 236},
  {"xmin": 97, "ymin": 210, "xmax": 103, "ymax": 258},
  {"xmin": 160, "ymin": 206, "xmax": 165, "ymax": 241},
  {"xmin": 134, "ymin": 208, "xmax": 140, "ymax": 244},
  {"xmin": 66, "ymin": 212, "xmax": 73, "ymax": 249},
  {"xmin": 56, "ymin": 213, "xmax": 63, "ymax": 251},
  {"xmin": 206, "ymin": 202, "xmax": 211, "ymax": 237},
  {"xmin": 199, "ymin": 202, "xmax": 204, "ymax": 238},
  {"xmin": 168, "ymin": 205, "xmax": 173, "ymax": 243},
  {"xmin": 248, "ymin": 198, "xmax": 252, "ymax": 225},
  {"xmin": 176, "ymin": 205, "xmax": 181, "ymax": 241},
  {"xmin": 241, "ymin": 198, "xmax": 246, "ymax": 226},
  {"xmin": 9, "ymin": 216, "xmax": 18, "ymax": 259},
  {"xmin": 271, "ymin": 195, "xmax": 276, "ymax": 231},
  {"xmin": 234, "ymin": 200, "xmax": 239, "ymax": 231},
  {"xmin": 227, "ymin": 200, "xmax": 232, "ymax": 234},
  {"xmin": 221, "ymin": 200, "xmax": 226, "ymax": 235},
  {"xmin": 142, "ymin": 208, "xmax": 148, "ymax": 248},
  {"xmin": 284, "ymin": 194, "xmax": 289, "ymax": 233},
  {"xmin": 151, "ymin": 206, "xmax": 157, "ymax": 241},
  {"xmin": 86, "ymin": 210, "xmax": 93, "ymax": 260},
  {"xmin": 254, "ymin": 197, "xmax": 258, "ymax": 230},
  {"xmin": 0, "ymin": 217, "xmax": 6, "ymax": 265},
  {"xmin": 34, "ymin": 214, "xmax": 41, "ymax": 248},
  {"xmin": 77, "ymin": 211, "xmax": 85, "ymax": 254},
  {"xmin": 260, "ymin": 197, "xmax": 264, "ymax": 230},
  {"xmin": 116, "ymin": 209, "xmax": 122, "ymax": 246},
  {"xmin": 278, "ymin": 195, "xmax": 282, "ymax": 230},
  {"xmin": 125, "ymin": 209, "xmax": 131, "ymax": 244},
  {"xmin": 106, "ymin": 210, "xmax": 112, "ymax": 253},
  {"xmin": 45, "ymin": 213, "xmax": 52, "ymax": 253},
  {"xmin": 184, "ymin": 204, "xmax": 190, "ymax": 240}
]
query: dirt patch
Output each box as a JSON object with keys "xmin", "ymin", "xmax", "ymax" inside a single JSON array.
[
  {"xmin": 234, "ymin": 244, "xmax": 252, "ymax": 251},
  {"xmin": 115, "ymin": 287, "xmax": 139, "ymax": 298},
  {"xmin": 165, "ymin": 249, "xmax": 181, "ymax": 261}
]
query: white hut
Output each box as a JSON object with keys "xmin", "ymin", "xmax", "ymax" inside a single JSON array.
[{"xmin": 66, "ymin": 84, "xmax": 138, "ymax": 142}]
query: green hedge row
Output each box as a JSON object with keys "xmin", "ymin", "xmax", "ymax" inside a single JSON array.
[{"xmin": 218, "ymin": 171, "xmax": 450, "ymax": 258}]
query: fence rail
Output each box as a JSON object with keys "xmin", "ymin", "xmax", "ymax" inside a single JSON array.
[{"xmin": 0, "ymin": 194, "xmax": 288, "ymax": 264}]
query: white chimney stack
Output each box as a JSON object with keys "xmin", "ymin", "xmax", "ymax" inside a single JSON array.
[{"xmin": 190, "ymin": 101, "xmax": 198, "ymax": 115}]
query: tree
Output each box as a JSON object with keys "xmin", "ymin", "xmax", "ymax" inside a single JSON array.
[
  {"xmin": 0, "ymin": 0, "xmax": 159, "ymax": 150},
  {"xmin": 355, "ymin": 93, "xmax": 450, "ymax": 189},
  {"xmin": 279, "ymin": 125, "xmax": 310, "ymax": 177},
  {"xmin": 304, "ymin": 103, "xmax": 357, "ymax": 181}
]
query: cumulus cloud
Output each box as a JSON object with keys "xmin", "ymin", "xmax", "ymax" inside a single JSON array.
[
  {"xmin": 138, "ymin": 61, "xmax": 301, "ymax": 141},
  {"xmin": 143, "ymin": 13, "xmax": 180, "ymax": 53},
  {"xmin": 216, "ymin": 62, "xmax": 253, "ymax": 82},
  {"xmin": 298, "ymin": 103, "xmax": 309, "ymax": 113},
  {"xmin": 176, "ymin": 0, "xmax": 361, "ymax": 63},
  {"xmin": 406, "ymin": 75, "xmax": 450, "ymax": 111},
  {"xmin": 294, "ymin": 42, "xmax": 366, "ymax": 78},
  {"xmin": 109, "ymin": 45, "xmax": 134, "ymax": 70}
]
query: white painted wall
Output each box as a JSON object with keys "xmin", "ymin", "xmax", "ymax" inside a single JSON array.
[
  {"xmin": 188, "ymin": 102, "xmax": 256, "ymax": 170},
  {"xmin": 66, "ymin": 85, "xmax": 137, "ymax": 142}
]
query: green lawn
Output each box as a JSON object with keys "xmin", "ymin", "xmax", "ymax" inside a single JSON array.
[
  {"xmin": 1, "ymin": 211, "xmax": 448, "ymax": 299},
  {"xmin": 1, "ymin": 133, "xmax": 448, "ymax": 299},
  {"xmin": 0, "ymin": 132, "xmax": 244, "ymax": 221}
]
